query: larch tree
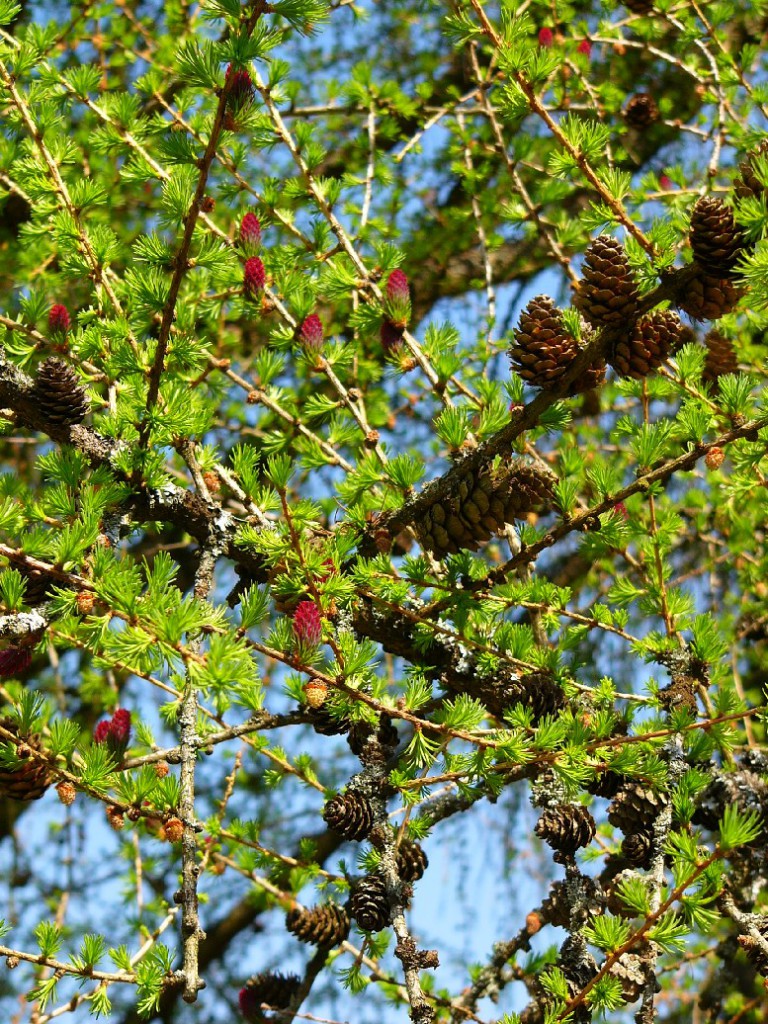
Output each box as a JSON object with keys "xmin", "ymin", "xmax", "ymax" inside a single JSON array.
[{"xmin": 0, "ymin": 0, "xmax": 768, "ymax": 1022}]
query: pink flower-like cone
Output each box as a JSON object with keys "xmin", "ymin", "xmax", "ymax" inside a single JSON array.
[
  {"xmin": 243, "ymin": 256, "xmax": 265, "ymax": 298},
  {"xmin": 293, "ymin": 600, "xmax": 322, "ymax": 648},
  {"xmin": 48, "ymin": 304, "xmax": 70, "ymax": 337},
  {"xmin": 94, "ymin": 708, "xmax": 132, "ymax": 758},
  {"xmin": 577, "ymin": 39, "xmax": 591, "ymax": 56},
  {"xmin": 225, "ymin": 64, "xmax": 254, "ymax": 114},
  {"xmin": 538, "ymin": 27, "xmax": 554, "ymax": 47},
  {"xmin": 298, "ymin": 313, "xmax": 324, "ymax": 352},
  {"xmin": 239, "ymin": 212, "xmax": 261, "ymax": 256},
  {"xmin": 383, "ymin": 269, "xmax": 411, "ymax": 327}
]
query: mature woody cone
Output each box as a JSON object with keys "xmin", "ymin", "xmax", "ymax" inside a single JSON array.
[
  {"xmin": 0, "ymin": 722, "xmax": 50, "ymax": 801},
  {"xmin": 702, "ymin": 329, "xmax": 738, "ymax": 385},
  {"xmin": 396, "ymin": 839, "xmax": 428, "ymax": 882},
  {"xmin": 501, "ymin": 670, "xmax": 565, "ymax": 723},
  {"xmin": 18, "ymin": 565, "xmax": 56, "ymax": 605},
  {"xmin": 622, "ymin": 830, "xmax": 654, "ymax": 868},
  {"xmin": 347, "ymin": 715, "xmax": 399, "ymax": 756},
  {"xmin": 608, "ymin": 783, "xmax": 668, "ymax": 834},
  {"xmin": 611, "ymin": 310, "xmax": 682, "ymax": 379},
  {"xmin": 735, "ymin": 139, "xmax": 768, "ymax": 199},
  {"xmin": 738, "ymin": 935, "xmax": 768, "ymax": 977},
  {"xmin": 624, "ymin": 0, "xmax": 654, "ymax": 12},
  {"xmin": 322, "ymin": 790, "xmax": 373, "ymax": 841},
  {"xmin": 689, "ymin": 196, "xmax": 745, "ymax": 278},
  {"xmin": 558, "ymin": 936, "xmax": 598, "ymax": 1024},
  {"xmin": 587, "ymin": 770, "xmax": 624, "ymax": 799},
  {"xmin": 417, "ymin": 460, "xmax": 555, "ymax": 558},
  {"xmin": 239, "ymin": 972, "xmax": 301, "ymax": 1020},
  {"xmin": 285, "ymin": 904, "xmax": 350, "ymax": 947},
  {"xmin": 624, "ymin": 93, "xmax": 660, "ymax": 129},
  {"xmin": 32, "ymin": 357, "xmax": 88, "ymax": 427},
  {"xmin": 574, "ymin": 235, "xmax": 639, "ymax": 328},
  {"xmin": 350, "ymin": 873, "xmax": 389, "ymax": 931},
  {"xmin": 678, "ymin": 272, "xmax": 741, "ymax": 321},
  {"xmin": 510, "ymin": 295, "xmax": 579, "ymax": 389},
  {"xmin": 306, "ymin": 704, "xmax": 349, "ymax": 736},
  {"xmin": 534, "ymin": 804, "xmax": 596, "ymax": 860}
]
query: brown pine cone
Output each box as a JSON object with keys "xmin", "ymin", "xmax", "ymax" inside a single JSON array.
[
  {"xmin": 624, "ymin": 0, "xmax": 654, "ymax": 11},
  {"xmin": 611, "ymin": 310, "xmax": 682, "ymax": 379},
  {"xmin": 587, "ymin": 770, "xmax": 624, "ymax": 799},
  {"xmin": 350, "ymin": 873, "xmax": 389, "ymax": 931},
  {"xmin": 32, "ymin": 357, "xmax": 88, "ymax": 427},
  {"xmin": 306, "ymin": 705, "xmax": 349, "ymax": 736},
  {"xmin": 396, "ymin": 839, "xmax": 428, "ymax": 882},
  {"xmin": 689, "ymin": 196, "xmax": 745, "ymax": 278},
  {"xmin": 239, "ymin": 972, "xmax": 301, "ymax": 1019},
  {"xmin": 702, "ymin": 329, "xmax": 738, "ymax": 385},
  {"xmin": 621, "ymin": 831, "xmax": 654, "ymax": 868},
  {"xmin": 735, "ymin": 139, "xmax": 768, "ymax": 199},
  {"xmin": 678, "ymin": 271, "xmax": 741, "ymax": 321},
  {"xmin": 347, "ymin": 715, "xmax": 399, "ymax": 756},
  {"xmin": 0, "ymin": 721, "xmax": 50, "ymax": 801},
  {"xmin": 510, "ymin": 295, "xmax": 579, "ymax": 389},
  {"xmin": 322, "ymin": 790, "xmax": 373, "ymax": 841},
  {"xmin": 574, "ymin": 236, "xmax": 640, "ymax": 328},
  {"xmin": 624, "ymin": 93, "xmax": 660, "ymax": 129},
  {"xmin": 500, "ymin": 670, "xmax": 566, "ymax": 723},
  {"xmin": 738, "ymin": 935, "xmax": 768, "ymax": 977},
  {"xmin": 608, "ymin": 783, "xmax": 668, "ymax": 834},
  {"xmin": 535, "ymin": 804, "xmax": 596, "ymax": 860},
  {"xmin": 285, "ymin": 904, "xmax": 350, "ymax": 947},
  {"xmin": 18, "ymin": 566, "xmax": 57, "ymax": 605}
]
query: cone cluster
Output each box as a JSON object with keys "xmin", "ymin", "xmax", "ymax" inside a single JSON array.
[
  {"xmin": 702, "ymin": 329, "xmax": 738, "ymax": 385},
  {"xmin": 322, "ymin": 790, "xmax": 373, "ymax": 841},
  {"xmin": 417, "ymin": 460, "xmax": 555, "ymax": 559},
  {"xmin": 239, "ymin": 972, "xmax": 300, "ymax": 1022},
  {"xmin": 610, "ymin": 310, "xmax": 682, "ymax": 379},
  {"xmin": 574, "ymin": 236, "xmax": 640, "ymax": 328},
  {"xmin": 285, "ymin": 904, "xmax": 350, "ymax": 947},
  {"xmin": 396, "ymin": 839, "xmax": 428, "ymax": 882},
  {"xmin": 624, "ymin": 93, "xmax": 659, "ymax": 129},
  {"xmin": 350, "ymin": 873, "xmax": 389, "ymax": 932},
  {"xmin": 534, "ymin": 804, "xmax": 596, "ymax": 860},
  {"xmin": 33, "ymin": 358, "xmax": 88, "ymax": 427},
  {"xmin": 0, "ymin": 722, "xmax": 50, "ymax": 801},
  {"xmin": 608, "ymin": 783, "xmax": 668, "ymax": 834}
]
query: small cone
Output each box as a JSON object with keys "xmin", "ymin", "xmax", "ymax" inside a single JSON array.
[
  {"xmin": 689, "ymin": 196, "xmax": 745, "ymax": 278},
  {"xmin": 535, "ymin": 804, "xmax": 596, "ymax": 860},
  {"xmin": 624, "ymin": 0, "xmax": 654, "ymax": 12},
  {"xmin": 396, "ymin": 839, "xmax": 428, "ymax": 882},
  {"xmin": 32, "ymin": 358, "xmax": 88, "ymax": 427},
  {"xmin": 587, "ymin": 770, "xmax": 624, "ymax": 799},
  {"xmin": 0, "ymin": 723, "xmax": 50, "ymax": 801},
  {"xmin": 608, "ymin": 783, "xmax": 668, "ymax": 834},
  {"xmin": 702, "ymin": 329, "xmax": 738, "ymax": 385},
  {"xmin": 574, "ymin": 235, "xmax": 640, "ymax": 328},
  {"xmin": 509, "ymin": 295, "xmax": 579, "ymax": 389},
  {"xmin": 322, "ymin": 790, "xmax": 373, "ymax": 841},
  {"xmin": 501, "ymin": 670, "xmax": 565, "ymax": 723},
  {"xmin": 350, "ymin": 873, "xmax": 389, "ymax": 931},
  {"xmin": 735, "ymin": 140, "xmax": 768, "ymax": 199},
  {"xmin": 285, "ymin": 904, "xmax": 350, "ymax": 947},
  {"xmin": 239, "ymin": 973, "xmax": 300, "ymax": 1022},
  {"xmin": 738, "ymin": 935, "xmax": 768, "ymax": 977},
  {"xmin": 622, "ymin": 830, "xmax": 654, "ymax": 868},
  {"xmin": 609, "ymin": 953, "xmax": 648, "ymax": 1003},
  {"xmin": 611, "ymin": 310, "xmax": 682, "ymax": 379},
  {"xmin": 624, "ymin": 93, "xmax": 660, "ymax": 129}
]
